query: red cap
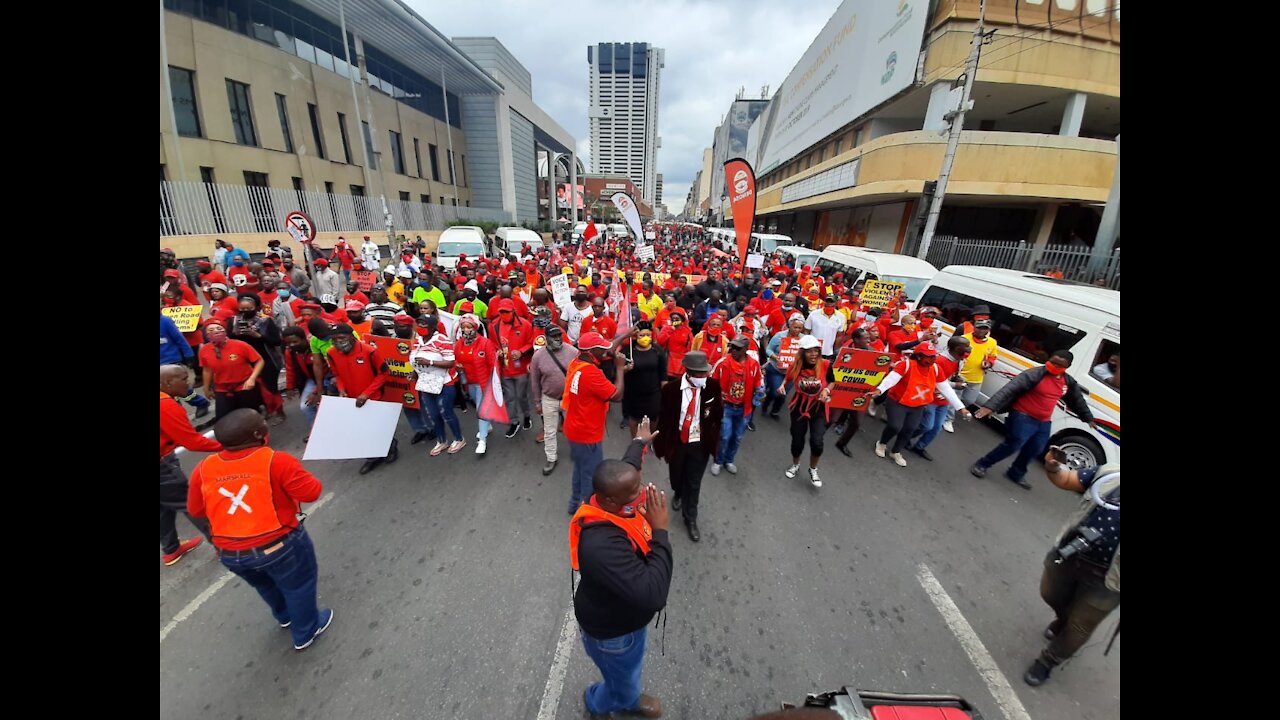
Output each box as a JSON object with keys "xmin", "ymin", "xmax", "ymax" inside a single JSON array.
[
  {"xmin": 495, "ymin": 298, "xmax": 515, "ymax": 312},
  {"xmin": 459, "ymin": 301, "xmax": 475, "ymax": 314},
  {"xmin": 161, "ymin": 247, "xmax": 175, "ymax": 255},
  {"xmin": 314, "ymin": 258, "xmax": 329, "ymax": 266},
  {"xmin": 458, "ymin": 253, "xmax": 467, "ymax": 259},
  {"xmin": 392, "ymin": 315, "xmax": 415, "ymax": 326},
  {"xmin": 195, "ymin": 260, "xmax": 211, "ymax": 268},
  {"xmin": 344, "ymin": 300, "xmax": 366, "ymax": 312},
  {"xmin": 744, "ymin": 306, "xmax": 759, "ymax": 315},
  {"xmin": 577, "ymin": 331, "xmax": 610, "ymax": 351},
  {"xmin": 914, "ymin": 343, "xmax": 938, "ymax": 357},
  {"xmin": 163, "ymin": 269, "xmax": 182, "ymax": 278},
  {"xmin": 833, "ymin": 272, "xmax": 843, "ymax": 279},
  {"xmin": 801, "ymin": 264, "xmax": 811, "ymax": 272},
  {"xmin": 300, "ymin": 303, "xmax": 323, "ymax": 311}
]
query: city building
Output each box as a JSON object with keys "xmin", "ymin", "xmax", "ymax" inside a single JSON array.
[
  {"xmin": 587, "ymin": 42, "xmax": 664, "ymax": 206},
  {"xmin": 708, "ymin": 99, "xmax": 769, "ymax": 226},
  {"xmin": 654, "ymin": 173, "xmax": 664, "ymax": 217},
  {"xmin": 159, "ymin": 0, "xmax": 576, "ymax": 258},
  {"xmin": 729, "ymin": 0, "xmax": 1119, "ymax": 260},
  {"xmin": 578, "ymin": 175, "xmax": 654, "ymax": 222}
]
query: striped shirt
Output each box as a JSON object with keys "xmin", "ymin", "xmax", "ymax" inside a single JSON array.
[{"xmin": 365, "ymin": 302, "xmax": 402, "ymax": 323}]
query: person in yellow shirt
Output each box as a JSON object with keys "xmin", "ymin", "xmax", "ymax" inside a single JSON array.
[
  {"xmin": 637, "ymin": 280, "xmax": 664, "ymax": 321},
  {"xmin": 953, "ymin": 318, "xmax": 999, "ymax": 431},
  {"xmin": 387, "ymin": 268, "xmax": 410, "ymax": 307}
]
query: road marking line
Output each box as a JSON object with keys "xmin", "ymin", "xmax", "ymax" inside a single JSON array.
[
  {"xmin": 536, "ymin": 579, "xmax": 580, "ymax": 720},
  {"xmin": 916, "ymin": 563, "xmax": 1032, "ymax": 720},
  {"xmin": 160, "ymin": 492, "xmax": 335, "ymax": 645}
]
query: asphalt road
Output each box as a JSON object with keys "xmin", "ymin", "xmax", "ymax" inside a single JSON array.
[{"xmin": 160, "ymin": 400, "xmax": 1119, "ymax": 720}]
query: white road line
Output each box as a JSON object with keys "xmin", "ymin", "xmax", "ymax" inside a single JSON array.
[
  {"xmin": 916, "ymin": 563, "xmax": 1032, "ymax": 720},
  {"xmin": 536, "ymin": 582, "xmax": 581, "ymax": 720},
  {"xmin": 159, "ymin": 492, "xmax": 336, "ymax": 645}
]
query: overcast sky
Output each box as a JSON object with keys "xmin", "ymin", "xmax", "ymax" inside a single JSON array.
[{"xmin": 408, "ymin": 0, "xmax": 843, "ymax": 215}]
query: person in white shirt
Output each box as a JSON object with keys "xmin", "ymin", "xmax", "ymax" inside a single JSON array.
[
  {"xmin": 560, "ymin": 288, "xmax": 593, "ymax": 342},
  {"xmin": 361, "ymin": 236, "xmax": 381, "ymax": 269},
  {"xmin": 804, "ymin": 294, "xmax": 847, "ymax": 359}
]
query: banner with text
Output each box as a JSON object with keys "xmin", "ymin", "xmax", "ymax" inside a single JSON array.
[
  {"xmin": 829, "ymin": 348, "xmax": 892, "ymax": 411},
  {"xmin": 162, "ymin": 305, "xmax": 203, "ymax": 332},
  {"xmin": 724, "ymin": 158, "xmax": 757, "ymax": 267},
  {"xmin": 860, "ymin": 279, "xmax": 905, "ymax": 309},
  {"xmin": 370, "ymin": 335, "xmax": 419, "ymax": 409}
]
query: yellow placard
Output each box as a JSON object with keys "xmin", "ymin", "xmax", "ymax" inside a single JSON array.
[
  {"xmin": 162, "ymin": 305, "xmax": 203, "ymax": 332},
  {"xmin": 860, "ymin": 280, "xmax": 905, "ymax": 309}
]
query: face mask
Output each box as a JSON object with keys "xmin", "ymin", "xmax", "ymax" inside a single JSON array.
[
  {"xmin": 620, "ymin": 486, "xmax": 648, "ymax": 518},
  {"xmin": 333, "ymin": 338, "xmax": 356, "ymax": 353},
  {"xmin": 920, "ymin": 318, "xmax": 935, "ymax": 329},
  {"xmin": 232, "ymin": 259, "xmax": 245, "ymax": 267},
  {"xmin": 416, "ymin": 327, "xmax": 431, "ymax": 337},
  {"xmin": 636, "ymin": 336, "xmax": 653, "ymax": 349},
  {"xmin": 1045, "ymin": 362, "xmax": 1068, "ymax": 376},
  {"xmin": 576, "ymin": 296, "xmax": 589, "ymax": 305},
  {"xmin": 824, "ymin": 307, "xmax": 836, "ymax": 316},
  {"xmin": 688, "ymin": 375, "xmax": 707, "ymax": 388},
  {"xmin": 671, "ymin": 319, "xmax": 683, "ymax": 327},
  {"xmin": 533, "ymin": 315, "xmax": 551, "ymax": 329},
  {"xmin": 762, "ymin": 290, "xmax": 774, "ymax": 300},
  {"xmin": 460, "ymin": 328, "xmax": 478, "ymax": 342},
  {"xmin": 207, "ymin": 330, "xmax": 228, "ymax": 346},
  {"xmin": 277, "ymin": 289, "xmax": 290, "ymax": 299},
  {"xmin": 782, "ymin": 303, "xmax": 794, "ymax": 311}
]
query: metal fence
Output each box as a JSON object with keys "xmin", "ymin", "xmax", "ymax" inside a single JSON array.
[
  {"xmin": 160, "ymin": 180, "xmax": 513, "ymax": 238},
  {"xmin": 924, "ymin": 236, "xmax": 1120, "ymax": 291}
]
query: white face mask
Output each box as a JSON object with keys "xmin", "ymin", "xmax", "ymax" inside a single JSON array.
[{"xmin": 688, "ymin": 376, "xmax": 707, "ymax": 388}]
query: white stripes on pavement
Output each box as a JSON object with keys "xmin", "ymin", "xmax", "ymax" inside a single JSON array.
[
  {"xmin": 916, "ymin": 563, "xmax": 1032, "ymax": 720},
  {"xmin": 536, "ymin": 576, "xmax": 581, "ymax": 720}
]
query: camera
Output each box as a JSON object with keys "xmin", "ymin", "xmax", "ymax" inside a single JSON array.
[{"xmin": 1054, "ymin": 526, "xmax": 1103, "ymax": 564}]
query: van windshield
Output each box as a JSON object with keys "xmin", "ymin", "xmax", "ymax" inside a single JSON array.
[
  {"xmin": 881, "ymin": 275, "xmax": 931, "ymax": 301},
  {"xmin": 438, "ymin": 242, "xmax": 485, "ymax": 257},
  {"xmin": 756, "ymin": 237, "xmax": 778, "ymax": 253}
]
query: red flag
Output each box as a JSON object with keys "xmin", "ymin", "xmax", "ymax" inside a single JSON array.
[
  {"xmin": 582, "ymin": 221, "xmax": 599, "ymax": 243},
  {"xmin": 723, "ymin": 158, "xmax": 757, "ymax": 267}
]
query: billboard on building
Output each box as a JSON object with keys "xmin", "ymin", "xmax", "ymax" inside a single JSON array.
[
  {"xmin": 711, "ymin": 100, "xmax": 768, "ymax": 216},
  {"xmin": 755, "ymin": 0, "xmax": 928, "ymax": 175},
  {"xmin": 557, "ymin": 184, "xmax": 584, "ymax": 210}
]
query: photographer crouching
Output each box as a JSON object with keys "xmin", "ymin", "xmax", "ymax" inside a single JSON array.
[{"xmin": 1025, "ymin": 450, "xmax": 1119, "ymax": 687}]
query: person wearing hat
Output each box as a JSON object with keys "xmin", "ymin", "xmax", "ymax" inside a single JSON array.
[
  {"xmin": 782, "ymin": 334, "xmax": 831, "ymax": 487},
  {"xmin": 453, "ymin": 313, "xmax": 499, "ymax": 455},
  {"xmin": 231, "ymin": 293, "xmax": 287, "ymax": 425},
  {"xmin": 653, "ymin": 350, "xmax": 722, "ymax": 542},
  {"xmin": 804, "ymin": 294, "xmax": 847, "ymax": 362},
  {"xmin": 956, "ymin": 316, "xmax": 999, "ymax": 431},
  {"xmin": 361, "ymin": 235, "xmax": 381, "ymax": 269},
  {"xmin": 865, "ymin": 343, "xmax": 970, "ymax": 467},
  {"xmin": 196, "ymin": 260, "xmax": 229, "ymax": 303},
  {"xmin": 199, "ymin": 317, "xmax": 266, "ymax": 420},
  {"xmin": 709, "ymin": 335, "xmax": 763, "ymax": 476},
  {"xmin": 162, "ymin": 268, "xmax": 200, "ymax": 306},
  {"xmin": 311, "ymin": 257, "xmax": 345, "ymax": 306},
  {"xmin": 329, "ymin": 238, "xmax": 357, "ymax": 281},
  {"xmin": 903, "ymin": 335, "xmax": 971, "ymax": 461},
  {"xmin": 325, "ymin": 323, "xmax": 398, "ymax": 474},
  {"xmin": 562, "ymin": 330, "xmax": 634, "ymax": 514},
  {"xmin": 529, "ymin": 325, "xmax": 578, "ymax": 475},
  {"xmin": 344, "ymin": 300, "xmax": 372, "ymax": 337},
  {"xmin": 492, "ymin": 297, "xmax": 536, "ymax": 438}
]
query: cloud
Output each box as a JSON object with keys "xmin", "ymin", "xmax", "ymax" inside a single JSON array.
[{"xmin": 411, "ymin": 0, "xmax": 842, "ymax": 203}]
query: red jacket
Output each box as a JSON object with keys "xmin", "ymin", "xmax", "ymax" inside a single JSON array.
[
  {"xmin": 283, "ymin": 346, "xmax": 315, "ymax": 392},
  {"xmin": 657, "ymin": 324, "xmax": 693, "ymax": 377},
  {"xmin": 493, "ymin": 317, "xmax": 535, "ymax": 377},
  {"xmin": 160, "ymin": 392, "xmax": 222, "ymax": 459},
  {"xmin": 454, "ymin": 334, "xmax": 498, "ymax": 387},
  {"xmin": 712, "ymin": 354, "xmax": 764, "ymax": 416},
  {"xmin": 325, "ymin": 341, "xmax": 388, "ymax": 397}
]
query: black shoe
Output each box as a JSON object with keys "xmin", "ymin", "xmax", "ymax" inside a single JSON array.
[
  {"xmin": 410, "ymin": 431, "xmax": 431, "ymax": 445},
  {"xmin": 542, "ymin": 459, "xmax": 557, "ymax": 476},
  {"xmin": 358, "ymin": 458, "xmax": 382, "ymax": 475},
  {"xmin": 1024, "ymin": 659, "xmax": 1053, "ymax": 687},
  {"xmin": 505, "ymin": 423, "xmax": 521, "ymax": 438},
  {"xmin": 385, "ymin": 438, "xmax": 399, "ymax": 464},
  {"xmin": 768, "ymin": 410, "xmax": 781, "ymax": 419},
  {"xmin": 672, "ymin": 496, "xmax": 682, "ymax": 512},
  {"xmin": 1006, "ymin": 473, "xmax": 1032, "ymax": 490},
  {"xmin": 686, "ymin": 520, "xmax": 701, "ymax": 542},
  {"xmin": 1044, "ymin": 620, "xmax": 1063, "ymax": 640},
  {"xmin": 747, "ymin": 419, "xmax": 756, "ymax": 432},
  {"xmin": 969, "ymin": 464, "xmax": 988, "ymax": 478},
  {"xmin": 836, "ymin": 443, "xmax": 853, "ymax": 458},
  {"xmin": 523, "ymin": 416, "xmax": 532, "ymax": 430},
  {"xmin": 912, "ymin": 446, "xmax": 934, "ymax": 462},
  {"xmin": 194, "ymin": 405, "xmax": 209, "ymax": 419}
]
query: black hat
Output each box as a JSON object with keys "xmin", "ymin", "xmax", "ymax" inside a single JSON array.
[{"xmin": 683, "ymin": 351, "xmax": 712, "ymax": 372}]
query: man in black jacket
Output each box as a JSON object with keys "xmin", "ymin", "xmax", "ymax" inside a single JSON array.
[
  {"xmin": 970, "ymin": 350, "xmax": 1096, "ymax": 489},
  {"xmin": 570, "ymin": 420, "xmax": 672, "ymax": 719},
  {"xmin": 653, "ymin": 351, "xmax": 723, "ymax": 542}
]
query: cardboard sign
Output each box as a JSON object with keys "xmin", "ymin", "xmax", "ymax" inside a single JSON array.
[
  {"xmin": 353, "ymin": 270, "xmax": 378, "ymax": 292},
  {"xmin": 745, "ymin": 253, "xmax": 765, "ymax": 269},
  {"xmin": 860, "ymin": 280, "xmax": 905, "ymax": 309},
  {"xmin": 302, "ymin": 396, "xmax": 401, "ymax": 460},
  {"xmin": 162, "ymin": 305, "xmax": 203, "ymax": 332},
  {"xmin": 370, "ymin": 335, "xmax": 419, "ymax": 409},
  {"xmin": 829, "ymin": 348, "xmax": 893, "ymax": 411},
  {"xmin": 636, "ymin": 245, "xmax": 656, "ymax": 262},
  {"xmin": 549, "ymin": 274, "xmax": 573, "ymax": 308}
]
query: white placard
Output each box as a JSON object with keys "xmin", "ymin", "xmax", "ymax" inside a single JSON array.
[
  {"xmin": 302, "ymin": 396, "xmax": 403, "ymax": 460},
  {"xmin": 636, "ymin": 245, "xmax": 656, "ymax": 262},
  {"xmin": 644, "ymin": 231, "xmax": 657, "ymax": 241},
  {"xmin": 549, "ymin": 274, "xmax": 573, "ymax": 308},
  {"xmin": 746, "ymin": 253, "xmax": 765, "ymax": 269}
]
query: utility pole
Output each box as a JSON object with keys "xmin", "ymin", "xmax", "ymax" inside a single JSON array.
[
  {"xmin": 1086, "ymin": 134, "xmax": 1120, "ymax": 281},
  {"xmin": 916, "ymin": 0, "xmax": 989, "ymax": 261}
]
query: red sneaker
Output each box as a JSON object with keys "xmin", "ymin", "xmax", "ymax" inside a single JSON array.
[{"xmin": 162, "ymin": 537, "xmax": 204, "ymax": 566}]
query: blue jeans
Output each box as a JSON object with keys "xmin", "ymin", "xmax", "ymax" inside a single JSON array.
[
  {"xmin": 716, "ymin": 404, "xmax": 749, "ymax": 465},
  {"xmin": 976, "ymin": 410, "xmax": 1052, "ymax": 481},
  {"xmin": 468, "ymin": 384, "xmax": 491, "ymax": 440},
  {"xmin": 298, "ymin": 379, "xmax": 319, "ymax": 427},
  {"xmin": 180, "ymin": 389, "xmax": 210, "ymax": 410},
  {"xmin": 218, "ymin": 527, "xmax": 321, "ymax": 648},
  {"xmin": 420, "ymin": 386, "xmax": 462, "ymax": 442},
  {"xmin": 910, "ymin": 404, "xmax": 949, "ymax": 450},
  {"xmin": 581, "ymin": 627, "xmax": 647, "ymax": 714},
  {"xmin": 568, "ymin": 440, "xmax": 604, "ymax": 510},
  {"xmin": 763, "ymin": 365, "xmax": 788, "ymax": 415},
  {"xmin": 404, "ymin": 400, "xmax": 432, "ymax": 435}
]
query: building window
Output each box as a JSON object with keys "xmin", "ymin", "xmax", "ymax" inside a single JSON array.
[
  {"xmin": 350, "ymin": 184, "xmax": 370, "ymax": 228},
  {"xmin": 243, "ymin": 171, "xmax": 275, "ymax": 232},
  {"xmin": 325, "ymin": 181, "xmax": 339, "ymax": 227},
  {"xmin": 439, "ymin": 196, "xmax": 445, "ymax": 205},
  {"xmin": 399, "ymin": 191, "xmax": 410, "ymax": 203},
  {"xmin": 429, "ymin": 144, "xmax": 441, "ymax": 181},
  {"xmin": 225, "ymin": 80, "xmax": 257, "ymax": 146},
  {"xmin": 853, "ymin": 126, "xmax": 864, "ymax": 147},
  {"xmin": 833, "ymin": 138, "xmax": 842, "ymax": 155},
  {"xmin": 292, "ymin": 177, "xmax": 307, "ymax": 214},
  {"xmin": 308, "ymin": 103, "xmax": 326, "ymax": 159},
  {"xmin": 338, "ymin": 113, "xmax": 353, "ymax": 164},
  {"xmin": 275, "ymin": 94, "xmax": 294, "ymax": 153},
  {"xmin": 389, "ymin": 130, "xmax": 406, "ymax": 175},
  {"xmin": 816, "ymin": 147, "xmax": 825, "ymax": 163},
  {"xmin": 452, "ymin": 197, "xmax": 458, "ymax": 207},
  {"xmin": 447, "ymin": 150, "xmax": 455, "ymax": 184},
  {"xmin": 421, "ymin": 194, "xmax": 431, "ymax": 205},
  {"xmin": 362, "ymin": 121, "xmax": 377, "ymax": 169},
  {"xmin": 200, "ymin": 166, "xmax": 227, "ymax": 234},
  {"xmin": 460, "ymin": 154, "xmax": 467, "ymax": 187},
  {"xmin": 413, "ymin": 138, "xmax": 423, "ymax": 178},
  {"xmin": 168, "ymin": 66, "xmax": 201, "ymax": 138}
]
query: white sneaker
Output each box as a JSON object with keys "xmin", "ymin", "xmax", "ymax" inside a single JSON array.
[
  {"xmin": 808, "ymin": 468, "xmax": 822, "ymax": 488},
  {"xmin": 875, "ymin": 442, "xmax": 887, "ymax": 458},
  {"xmin": 725, "ymin": 463, "xmax": 738, "ymax": 475},
  {"xmin": 943, "ymin": 420, "xmax": 955, "ymax": 433},
  {"xmin": 785, "ymin": 464, "xmax": 800, "ymax": 479},
  {"xmin": 868, "ymin": 404, "xmax": 877, "ymax": 417},
  {"xmin": 710, "ymin": 463, "xmax": 722, "ymax": 476},
  {"xmin": 475, "ymin": 440, "xmax": 487, "ymax": 455},
  {"xmin": 891, "ymin": 452, "xmax": 908, "ymax": 467}
]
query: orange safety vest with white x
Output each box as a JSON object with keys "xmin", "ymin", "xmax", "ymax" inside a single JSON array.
[
  {"xmin": 887, "ymin": 359, "xmax": 946, "ymax": 408},
  {"xmin": 197, "ymin": 447, "xmax": 288, "ymax": 543}
]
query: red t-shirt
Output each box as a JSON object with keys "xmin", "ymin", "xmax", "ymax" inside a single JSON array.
[
  {"xmin": 325, "ymin": 342, "xmax": 388, "ymax": 397},
  {"xmin": 1012, "ymin": 373, "xmax": 1067, "ymax": 421},
  {"xmin": 563, "ymin": 360, "xmax": 615, "ymax": 444},
  {"xmin": 198, "ymin": 270, "xmax": 228, "ymax": 300},
  {"xmin": 493, "ymin": 318, "xmax": 535, "ymax": 377},
  {"xmin": 932, "ymin": 354, "xmax": 962, "ymax": 406},
  {"xmin": 199, "ymin": 339, "xmax": 262, "ymax": 392},
  {"xmin": 454, "ymin": 335, "xmax": 497, "ymax": 387},
  {"xmin": 581, "ymin": 313, "xmax": 617, "ymax": 340},
  {"xmin": 227, "ymin": 266, "xmax": 252, "ymax": 291},
  {"xmin": 187, "ymin": 447, "xmax": 323, "ymax": 550}
]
